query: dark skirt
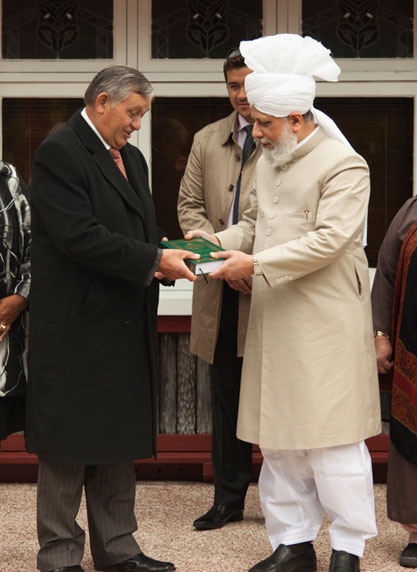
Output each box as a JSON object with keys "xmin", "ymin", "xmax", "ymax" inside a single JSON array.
[
  {"xmin": 0, "ymin": 395, "xmax": 25, "ymax": 441},
  {"xmin": 387, "ymin": 441, "xmax": 417, "ymax": 524}
]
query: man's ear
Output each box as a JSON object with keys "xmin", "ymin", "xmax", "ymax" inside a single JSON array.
[
  {"xmin": 289, "ymin": 112, "xmax": 303, "ymax": 132},
  {"xmin": 95, "ymin": 92, "xmax": 109, "ymax": 114}
]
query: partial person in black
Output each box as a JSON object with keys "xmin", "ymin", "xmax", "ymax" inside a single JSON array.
[
  {"xmin": 26, "ymin": 65, "xmax": 197, "ymax": 572},
  {"xmin": 178, "ymin": 49, "xmax": 261, "ymax": 530}
]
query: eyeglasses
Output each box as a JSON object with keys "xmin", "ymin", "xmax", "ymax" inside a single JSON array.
[{"xmin": 226, "ymin": 47, "xmax": 241, "ymax": 59}]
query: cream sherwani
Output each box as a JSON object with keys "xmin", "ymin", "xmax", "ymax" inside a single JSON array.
[{"xmin": 217, "ymin": 128, "xmax": 380, "ymax": 450}]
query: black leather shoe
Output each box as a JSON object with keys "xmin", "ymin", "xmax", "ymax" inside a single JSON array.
[
  {"xmin": 329, "ymin": 550, "xmax": 359, "ymax": 572},
  {"xmin": 193, "ymin": 504, "xmax": 244, "ymax": 530},
  {"xmin": 48, "ymin": 567, "xmax": 84, "ymax": 572},
  {"xmin": 101, "ymin": 552, "xmax": 175, "ymax": 572},
  {"xmin": 400, "ymin": 543, "xmax": 417, "ymax": 567},
  {"xmin": 248, "ymin": 542, "xmax": 317, "ymax": 572}
]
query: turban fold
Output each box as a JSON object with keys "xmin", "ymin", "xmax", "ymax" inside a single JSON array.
[
  {"xmin": 240, "ymin": 34, "xmax": 340, "ymax": 79},
  {"xmin": 240, "ymin": 34, "xmax": 352, "ymax": 148}
]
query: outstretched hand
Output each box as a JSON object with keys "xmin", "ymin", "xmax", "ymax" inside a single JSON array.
[
  {"xmin": 209, "ymin": 250, "xmax": 254, "ymax": 281},
  {"xmin": 155, "ymin": 249, "xmax": 199, "ymax": 282}
]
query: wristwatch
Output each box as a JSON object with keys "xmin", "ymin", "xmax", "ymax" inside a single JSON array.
[
  {"xmin": 374, "ymin": 330, "xmax": 390, "ymax": 339},
  {"xmin": 253, "ymin": 255, "xmax": 262, "ymax": 276}
]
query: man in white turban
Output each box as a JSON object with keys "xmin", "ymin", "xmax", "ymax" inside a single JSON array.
[{"xmin": 186, "ymin": 34, "xmax": 381, "ymax": 572}]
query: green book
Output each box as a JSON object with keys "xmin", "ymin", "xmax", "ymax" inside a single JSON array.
[{"xmin": 160, "ymin": 237, "xmax": 226, "ymax": 276}]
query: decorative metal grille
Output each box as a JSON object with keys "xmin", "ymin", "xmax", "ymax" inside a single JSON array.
[
  {"xmin": 302, "ymin": 0, "xmax": 413, "ymax": 58},
  {"xmin": 2, "ymin": 0, "xmax": 113, "ymax": 59},
  {"xmin": 152, "ymin": 0, "xmax": 262, "ymax": 59}
]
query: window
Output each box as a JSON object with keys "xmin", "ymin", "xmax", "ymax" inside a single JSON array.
[
  {"xmin": 314, "ymin": 96, "xmax": 413, "ymax": 266},
  {"xmin": 2, "ymin": 0, "xmax": 113, "ymax": 59},
  {"xmin": 2, "ymin": 98, "xmax": 82, "ymax": 184},
  {"xmin": 151, "ymin": 96, "xmax": 232, "ymax": 239},
  {"xmin": 302, "ymin": 0, "xmax": 414, "ymax": 58},
  {"xmin": 151, "ymin": 0, "xmax": 262, "ymax": 59}
]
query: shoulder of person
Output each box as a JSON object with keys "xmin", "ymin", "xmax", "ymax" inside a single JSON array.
[
  {"xmin": 401, "ymin": 195, "xmax": 417, "ymax": 210},
  {"xmin": 391, "ymin": 195, "xmax": 417, "ymax": 227},
  {"xmin": 0, "ymin": 160, "xmax": 10, "ymax": 175},
  {"xmin": 193, "ymin": 111, "xmax": 236, "ymax": 144},
  {"xmin": 317, "ymin": 133, "xmax": 367, "ymax": 166},
  {"xmin": 0, "ymin": 160, "xmax": 19, "ymax": 181}
]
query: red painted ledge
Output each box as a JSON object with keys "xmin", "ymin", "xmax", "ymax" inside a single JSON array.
[
  {"xmin": 157, "ymin": 316, "xmax": 191, "ymax": 333},
  {"xmin": 0, "ymin": 433, "xmax": 389, "ymax": 483}
]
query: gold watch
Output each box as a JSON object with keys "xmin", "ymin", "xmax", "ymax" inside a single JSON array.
[{"xmin": 374, "ymin": 330, "xmax": 390, "ymax": 339}]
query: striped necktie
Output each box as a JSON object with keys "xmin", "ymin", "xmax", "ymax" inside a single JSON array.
[{"xmin": 232, "ymin": 125, "xmax": 253, "ymax": 224}]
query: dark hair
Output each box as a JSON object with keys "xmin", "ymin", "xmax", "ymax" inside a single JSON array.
[
  {"xmin": 302, "ymin": 110, "xmax": 314, "ymax": 122},
  {"xmin": 84, "ymin": 65, "xmax": 153, "ymax": 106},
  {"xmin": 223, "ymin": 48, "xmax": 248, "ymax": 81}
]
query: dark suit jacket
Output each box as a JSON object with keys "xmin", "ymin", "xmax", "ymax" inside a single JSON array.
[{"xmin": 26, "ymin": 110, "xmax": 161, "ymax": 464}]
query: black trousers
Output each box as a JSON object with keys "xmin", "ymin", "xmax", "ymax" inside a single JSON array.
[{"xmin": 209, "ymin": 282, "xmax": 253, "ymax": 508}]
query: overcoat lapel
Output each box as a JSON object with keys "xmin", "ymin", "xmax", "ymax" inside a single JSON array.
[
  {"xmin": 121, "ymin": 146, "xmax": 157, "ymax": 228},
  {"xmin": 68, "ymin": 112, "xmax": 147, "ymax": 223}
]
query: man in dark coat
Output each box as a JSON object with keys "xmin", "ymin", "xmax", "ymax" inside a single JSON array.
[{"xmin": 26, "ymin": 65, "xmax": 197, "ymax": 572}]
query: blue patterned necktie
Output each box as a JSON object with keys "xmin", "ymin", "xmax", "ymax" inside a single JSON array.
[{"xmin": 232, "ymin": 125, "xmax": 254, "ymax": 224}]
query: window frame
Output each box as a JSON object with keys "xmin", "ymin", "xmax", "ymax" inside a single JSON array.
[
  {"xmin": 0, "ymin": 0, "xmax": 130, "ymax": 74},
  {"xmin": 1, "ymin": 0, "xmax": 416, "ymax": 315}
]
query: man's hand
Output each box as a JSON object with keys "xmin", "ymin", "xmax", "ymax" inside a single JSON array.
[
  {"xmin": 226, "ymin": 277, "xmax": 252, "ymax": 294},
  {"xmin": 155, "ymin": 249, "xmax": 198, "ymax": 282},
  {"xmin": 375, "ymin": 336, "xmax": 394, "ymax": 375},
  {"xmin": 184, "ymin": 229, "xmax": 220, "ymax": 246},
  {"xmin": 209, "ymin": 251, "xmax": 254, "ymax": 281},
  {"xmin": 0, "ymin": 294, "xmax": 28, "ymax": 341}
]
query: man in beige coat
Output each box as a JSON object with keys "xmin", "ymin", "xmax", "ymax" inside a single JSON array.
[
  {"xmin": 187, "ymin": 34, "xmax": 381, "ymax": 572},
  {"xmin": 178, "ymin": 50, "xmax": 262, "ymax": 530}
]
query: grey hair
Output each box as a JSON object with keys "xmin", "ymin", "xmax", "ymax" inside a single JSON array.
[{"xmin": 84, "ymin": 65, "xmax": 153, "ymax": 106}]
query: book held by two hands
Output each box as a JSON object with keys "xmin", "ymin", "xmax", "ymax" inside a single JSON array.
[{"xmin": 160, "ymin": 237, "xmax": 226, "ymax": 276}]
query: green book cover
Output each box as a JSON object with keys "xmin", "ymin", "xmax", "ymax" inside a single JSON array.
[{"xmin": 160, "ymin": 237, "xmax": 225, "ymax": 276}]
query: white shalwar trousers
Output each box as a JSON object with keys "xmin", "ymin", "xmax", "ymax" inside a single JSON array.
[{"xmin": 259, "ymin": 441, "xmax": 377, "ymax": 557}]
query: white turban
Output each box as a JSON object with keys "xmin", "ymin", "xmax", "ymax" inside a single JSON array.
[{"xmin": 240, "ymin": 34, "xmax": 352, "ymax": 148}]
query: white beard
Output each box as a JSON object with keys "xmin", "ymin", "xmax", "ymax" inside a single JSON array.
[{"xmin": 262, "ymin": 125, "xmax": 298, "ymax": 167}]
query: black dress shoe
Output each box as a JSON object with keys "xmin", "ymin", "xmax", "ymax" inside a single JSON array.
[
  {"xmin": 248, "ymin": 542, "xmax": 317, "ymax": 572},
  {"xmin": 400, "ymin": 543, "xmax": 417, "ymax": 567},
  {"xmin": 101, "ymin": 552, "xmax": 175, "ymax": 572},
  {"xmin": 193, "ymin": 504, "xmax": 244, "ymax": 530},
  {"xmin": 329, "ymin": 550, "xmax": 359, "ymax": 572},
  {"xmin": 48, "ymin": 567, "xmax": 84, "ymax": 572}
]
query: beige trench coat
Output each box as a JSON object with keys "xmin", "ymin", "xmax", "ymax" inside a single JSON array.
[
  {"xmin": 178, "ymin": 111, "xmax": 261, "ymax": 363},
  {"xmin": 217, "ymin": 129, "xmax": 381, "ymax": 450}
]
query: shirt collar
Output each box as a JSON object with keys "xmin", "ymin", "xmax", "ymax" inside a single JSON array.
[{"xmin": 81, "ymin": 107, "xmax": 109, "ymax": 149}]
